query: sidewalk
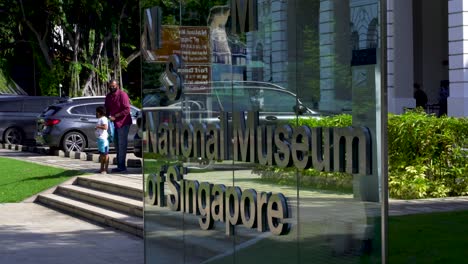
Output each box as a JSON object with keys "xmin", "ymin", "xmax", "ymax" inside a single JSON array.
[
  {"xmin": 0, "ymin": 148, "xmax": 143, "ymax": 264},
  {"xmin": 389, "ymin": 197, "xmax": 468, "ymax": 216}
]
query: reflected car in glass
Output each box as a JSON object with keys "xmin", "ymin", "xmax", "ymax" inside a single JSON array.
[
  {"xmin": 0, "ymin": 96, "xmax": 60, "ymax": 145},
  {"xmin": 36, "ymin": 96, "xmax": 139, "ymax": 152},
  {"xmin": 135, "ymin": 81, "xmax": 327, "ymax": 157}
]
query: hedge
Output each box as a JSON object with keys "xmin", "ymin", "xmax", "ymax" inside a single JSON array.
[
  {"xmin": 254, "ymin": 109, "xmax": 468, "ymax": 199},
  {"xmin": 387, "ymin": 109, "xmax": 468, "ymax": 199}
]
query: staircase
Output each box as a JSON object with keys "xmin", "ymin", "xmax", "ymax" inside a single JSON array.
[
  {"xmin": 35, "ymin": 176, "xmax": 143, "ymax": 237},
  {"xmin": 34, "ymin": 175, "xmax": 269, "ymax": 262}
]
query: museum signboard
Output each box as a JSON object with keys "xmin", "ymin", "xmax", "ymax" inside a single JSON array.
[
  {"xmin": 141, "ymin": 0, "xmax": 386, "ymax": 263},
  {"xmin": 145, "ymin": 107, "xmax": 372, "ymax": 236}
]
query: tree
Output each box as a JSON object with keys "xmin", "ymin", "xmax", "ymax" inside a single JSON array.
[
  {"xmin": 0, "ymin": 1, "xmax": 22, "ymax": 81},
  {"xmin": 1, "ymin": 0, "xmax": 140, "ymax": 97},
  {"xmin": 2, "ymin": 0, "xmax": 231, "ymax": 97}
]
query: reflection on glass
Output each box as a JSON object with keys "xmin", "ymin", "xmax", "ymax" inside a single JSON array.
[{"xmin": 141, "ymin": 0, "xmax": 384, "ymax": 263}]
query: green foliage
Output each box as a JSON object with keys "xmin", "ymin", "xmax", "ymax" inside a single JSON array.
[
  {"xmin": 388, "ymin": 110, "xmax": 468, "ymax": 199},
  {"xmin": 296, "ymin": 114, "xmax": 353, "ymax": 127},
  {"xmin": 130, "ymin": 96, "xmax": 142, "ymax": 109},
  {"xmin": 1, "ymin": 0, "xmax": 141, "ymax": 96},
  {"xmin": 252, "ymin": 165, "xmax": 354, "ymax": 193},
  {"xmin": 257, "ymin": 111, "xmax": 468, "ymax": 199},
  {"xmin": 0, "ymin": 1, "xmax": 20, "ymax": 76},
  {"xmin": 141, "ymin": 0, "xmax": 227, "ymax": 26},
  {"xmin": 38, "ymin": 64, "xmax": 66, "ymax": 96},
  {"xmin": 0, "ymin": 1, "xmax": 19, "ymax": 51},
  {"xmin": 254, "ymin": 114, "xmax": 354, "ymax": 193}
]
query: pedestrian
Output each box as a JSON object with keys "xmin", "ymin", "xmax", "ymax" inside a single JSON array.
[
  {"xmin": 438, "ymin": 80, "xmax": 450, "ymax": 117},
  {"xmin": 413, "ymin": 83, "xmax": 428, "ymax": 109},
  {"xmin": 105, "ymin": 79, "xmax": 132, "ymax": 173},
  {"xmin": 95, "ymin": 106, "xmax": 109, "ymax": 174}
]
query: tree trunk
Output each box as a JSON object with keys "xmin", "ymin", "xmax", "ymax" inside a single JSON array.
[
  {"xmin": 19, "ymin": 0, "xmax": 53, "ymax": 69},
  {"xmin": 126, "ymin": 51, "xmax": 141, "ymax": 65},
  {"xmin": 83, "ymin": 40, "xmax": 105, "ymax": 96},
  {"xmin": 113, "ymin": 4, "xmax": 127, "ymax": 87},
  {"xmin": 112, "ymin": 33, "xmax": 121, "ymax": 84},
  {"xmin": 70, "ymin": 28, "xmax": 81, "ymax": 97}
]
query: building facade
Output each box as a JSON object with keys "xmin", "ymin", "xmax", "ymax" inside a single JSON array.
[
  {"xmin": 388, "ymin": 0, "xmax": 468, "ymax": 117},
  {"xmin": 242, "ymin": 0, "xmax": 467, "ymax": 116}
]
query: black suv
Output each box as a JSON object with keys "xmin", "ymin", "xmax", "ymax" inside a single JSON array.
[
  {"xmin": 36, "ymin": 96, "xmax": 140, "ymax": 152},
  {"xmin": 0, "ymin": 95, "xmax": 60, "ymax": 145}
]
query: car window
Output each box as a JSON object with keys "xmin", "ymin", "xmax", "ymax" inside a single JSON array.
[
  {"xmin": 84, "ymin": 104, "xmax": 103, "ymax": 116},
  {"xmin": 70, "ymin": 105, "xmax": 88, "ymax": 115},
  {"xmin": 222, "ymin": 94, "xmax": 255, "ymax": 111},
  {"xmin": 175, "ymin": 100, "xmax": 205, "ymax": 110},
  {"xmin": 213, "ymin": 88, "xmax": 255, "ymax": 112},
  {"xmin": 260, "ymin": 89, "xmax": 297, "ymax": 112},
  {"xmin": 41, "ymin": 106, "xmax": 60, "ymax": 117},
  {"xmin": 184, "ymin": 94, "xmax": 212, "ymax": 110}
]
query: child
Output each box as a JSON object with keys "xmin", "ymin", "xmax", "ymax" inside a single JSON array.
[{"xmin": 95, "ymin": 106, "xmax": 109, "ymax": 174}]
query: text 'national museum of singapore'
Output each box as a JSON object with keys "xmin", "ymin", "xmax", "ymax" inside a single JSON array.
[{"xmin": 141, "ymin": 0, "xmax": 386, "ymax": 263}]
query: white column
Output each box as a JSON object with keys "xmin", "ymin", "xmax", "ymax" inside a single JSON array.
[
  {"xmin": 319, "ymin": 0, "xmax": 337, "ymax": 112},
  {"xmin": 386, "ymin": 0, "xmax": 396, "ymax": 112},
  {"xmin": 270, "ymin": 0, "xmax": 287, "ymax": 87},
  {"xmin": 388, "ymin": 0, "xmax": 415, "ymax": 114},
  {"xmin": 448, "ymin": 0, "xmax": 468, "ymax": 117}
]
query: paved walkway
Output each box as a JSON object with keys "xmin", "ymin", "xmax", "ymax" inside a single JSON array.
[
  {"xmin": 0, "ymin": 149, "xmax": 143, "ymax": 264},
  {"xmin": 389, "ymin": 197, "xmax": 468, "ymax": 216},
  {"xmin": 0, "ymin": 203, "xmax": 143, "ymax": 264},
  {"xmin": 1, "ymin": 148, "xmax": 468, "ymax": 263}
]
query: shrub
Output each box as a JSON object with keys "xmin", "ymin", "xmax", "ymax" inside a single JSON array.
[
  {"xmin": 255, "ymin": 114, "xmax": 354, "ymax": 193},
  {"xmin": 254, "ymin": 111, "xmax": 468, "ymax": 199},
  {"xmin": 388, "ymin": 110, "xmax": 468, "ymax": 198}
]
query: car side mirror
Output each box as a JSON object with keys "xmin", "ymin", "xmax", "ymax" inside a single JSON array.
[{"xmin": 294, "ymin": 105, "xmax": 307, "ymax": 115}]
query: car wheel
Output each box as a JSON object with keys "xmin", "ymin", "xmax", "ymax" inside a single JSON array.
[
  {"xmin": 62, "ymin": 131, "xmax": 87, "ymax": 152},
  {"xmin": 4, "ymin": 127, "xmax": 23, "ymax": 145}
]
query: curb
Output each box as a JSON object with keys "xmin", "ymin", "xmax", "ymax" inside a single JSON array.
[{"xmin": 0, "ymin": 143, "xmax": 142, "ymax": 168}]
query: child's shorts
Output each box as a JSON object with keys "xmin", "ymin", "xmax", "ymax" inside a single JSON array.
[{"xmin": 97, "ymin": 138, "xmax": 109, "ymax": 154}]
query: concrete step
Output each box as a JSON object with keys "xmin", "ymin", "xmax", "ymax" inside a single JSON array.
[
  {"xmin": 56, "ymin": 185, "xmax": 143, "ymax": 217},
  {"xmin": 36, "ymin": 193, "xmax": 143, "ymax": 237},
  {"xmin": 75, "ymin": 176, "xmax": 143, "ymax": 200}
]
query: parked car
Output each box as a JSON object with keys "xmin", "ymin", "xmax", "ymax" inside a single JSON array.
[
  {"xmin": 134, "ymin": 81, "xmax": 327, "ymax": 157},
  {"xmin": 36, "ymin": 96, "xmax": 140, "ymax": 152},
  {"xmin": 0, "ymin": 95, "xmax": 61, "ymax": 145}
]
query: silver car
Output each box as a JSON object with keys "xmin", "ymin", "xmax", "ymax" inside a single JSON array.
[
  {"xmin": 134, "ymin": 81, "xmax": 326, "ymax": 157},
  {"xmin": 36, "ymin": 96, "xmax": 139, "ymax": 152}
]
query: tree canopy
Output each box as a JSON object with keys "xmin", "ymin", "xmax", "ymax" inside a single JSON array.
[
  {"xmin": 0, "ymin": 0, "xmax": 229, "ymax": 98},
  {"xmin": 0, "ymin": 0, "xmax": 140, "ymax": 97}
]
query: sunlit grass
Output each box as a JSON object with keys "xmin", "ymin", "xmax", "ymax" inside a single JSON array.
[{"xmin": 0, "ymin": 157, "xmax": 86, "ymax": 202}]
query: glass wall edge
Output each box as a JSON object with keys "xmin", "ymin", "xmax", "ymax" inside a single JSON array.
[{"xmin": 380, "ymin": 0, "xmax": 389, "ymax": 263}]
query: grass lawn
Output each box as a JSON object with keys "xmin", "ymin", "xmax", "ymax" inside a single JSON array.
[
  {"xmin": 389, "ymin": 210, "xmax": 468, "ymax": 263},
  {"xmin": 0, "ymin": 157, "xmax": 86, "ymax": 202},
  {"xmin": 205, "ymin": 210, "xmax": 468, "ymax": 264}
]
